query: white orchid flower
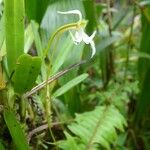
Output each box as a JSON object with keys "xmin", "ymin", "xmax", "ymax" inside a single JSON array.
[{"xmin": 58, "ymin": 10, "xmax": 96, "ymax": 58}]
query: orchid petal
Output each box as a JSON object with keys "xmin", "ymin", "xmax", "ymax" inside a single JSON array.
[
  {"xmin": 90, "ymin": 40, "xmax": 96, "ymax": 58},
  {"xmin": 57, "ymin": 10, "xmax": 82, "ymax": 22},
  {"xmin": 77, "ymin": 28, "xmax": 90, "ymax": 44},
  {"xmin": 74, "ymin": 31, "xmax": 82, "ymax": 43},
  {"xmin": 82, "ymin": 33, "xmax": 91, "ymax": 44},
  {"xmin": 82, "ymin": 30, "xmax": 96, "ymax": 44},
  {"xmin": 89, "ymin": 31, "xmax": 97, "ymax": 40},
  {"xmin": 69, "ymin": 31, "xmax": 82, "ymax": 45}
]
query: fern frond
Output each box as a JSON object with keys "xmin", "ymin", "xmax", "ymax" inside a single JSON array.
[
  {"xmin": 59, "ymin": 105, "xmax": 126, "ymax": 150},
  {"xmin": 58, "ymin": 131, "xmax": 85, "ymax": 150}
]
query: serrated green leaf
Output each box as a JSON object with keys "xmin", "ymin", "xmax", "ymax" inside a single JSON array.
[
  {"xmin": 52, "ymin": 73, "xmax": 88, "ymax": 98},
  {"xmin": 4, "ymin": 0, "xmax": 24, "ymax": 74},
  {"xmin": 3, "ymin": 109, "xmax": 30, "ymax": 150},
  {"xmin": 60, "ymin": 106, "xmax": 126, "ymax": 150},
  {"xmin": 12, "ymin": 54, "xmax": 41, "ymax": 94},
  {"xmin": 58, "ymin": 131, "xmax": 86, "ymax": 150},
  {"xmin": 58, "ymin": 132, "xmax": 81, "ymax": 150}
]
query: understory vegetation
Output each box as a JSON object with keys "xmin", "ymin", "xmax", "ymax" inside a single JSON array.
[{"xmin": 0, "ymin": 0, "xmax": 150, "ymax": 150}]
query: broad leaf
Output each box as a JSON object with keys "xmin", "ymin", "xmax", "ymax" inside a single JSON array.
[
  {"xmin": 58, "ymin": 132, "xmax": 84, "ymax": 150},
  {"xmin": 12, "ymin": 54, "xmax": 41, "ymax": 94}
]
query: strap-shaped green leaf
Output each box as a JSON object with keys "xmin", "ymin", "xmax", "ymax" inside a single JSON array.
[
  {"xmin": 0, "ymin": 15, "xmax": 5, "ymax": 50},
  {"xmin": 4, "ymin": 109, "xmax": 30, "ymax": 150},
  {"xmin": 4, "ymin": 0, "xmax": 24, "ymax": 74},
  {"xmin": 12, "ymin": 54, "xmax": 41, "ymax": 94},
  {"xmin": 52, "ymin": 73, "xmax": 88, "ymax": 98},
  {"xmin": 136, "ymin": 5, "xmax": 150, "ymax": 121}
]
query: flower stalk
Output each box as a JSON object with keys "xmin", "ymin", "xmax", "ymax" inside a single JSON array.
[{"xmin": 42, "ymin": 9, "xmax": 97, "ymax": 144}]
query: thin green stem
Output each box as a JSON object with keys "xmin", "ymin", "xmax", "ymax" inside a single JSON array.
[
  {"xmin": 45, "ymin": 83, "xmax": 57, "ymax": 144},
  {"xmin": 43, "ymin": 21, "xmax": 86, "ymax": 148}
]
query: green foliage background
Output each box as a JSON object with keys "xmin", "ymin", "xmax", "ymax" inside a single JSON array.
[{"xmin": 0, "ymin": 0, "xmax": 150, "ymax": 150}]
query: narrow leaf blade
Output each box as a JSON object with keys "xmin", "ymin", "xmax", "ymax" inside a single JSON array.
[
  {"xmin": 52, "ymin": 73, "xmax": 88, "ymax": 98},
  {"xmin": 3, "ymin": 109, "xmax": 30, "ymax": 150},
  {"xmin": 4, "ymin": 0, "xmax": 24, "ymax": 73}
]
